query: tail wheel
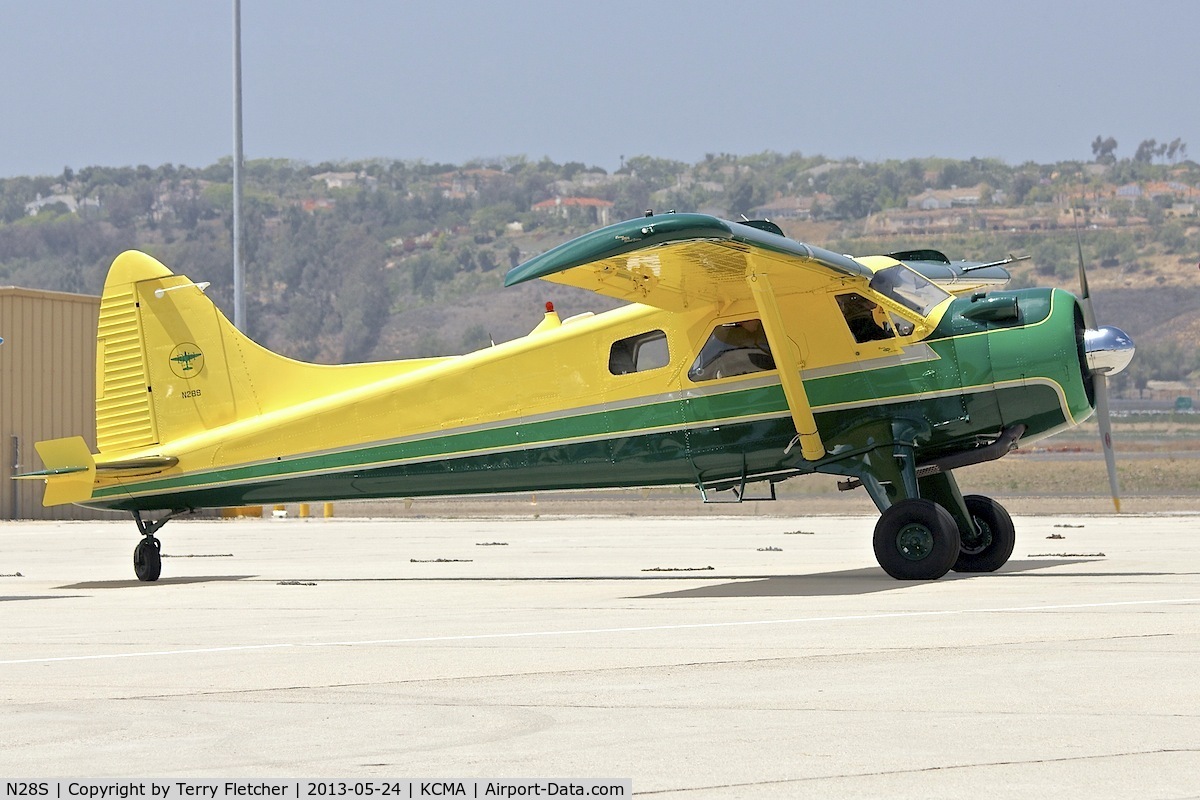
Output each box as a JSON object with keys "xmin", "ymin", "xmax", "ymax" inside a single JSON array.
[
  {"xmin": 953, "ymin": 495, "xmax": 1016, "ymax": 573},
  {"xmin": 873, "ymin": 499, "xmax": 959, "ymax": 580},
  {"xmin": 134, "ymin": 537, "xmax": 162, "ymax": 582}
]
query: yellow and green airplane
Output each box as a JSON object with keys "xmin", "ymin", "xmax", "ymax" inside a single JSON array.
[{"xmin": 21, "ymin": 213, "xmax": 1134, "ymax": 583}]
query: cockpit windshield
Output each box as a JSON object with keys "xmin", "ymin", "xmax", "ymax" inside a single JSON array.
[{"xmin": 868, "ymin": 264, "xmax": 950, "ymax": 317}]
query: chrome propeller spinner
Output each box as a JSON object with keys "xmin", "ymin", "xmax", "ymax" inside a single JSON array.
[{"xmin": 1084, "ymin": 325, "xmax": 1136, "ymax": 377}]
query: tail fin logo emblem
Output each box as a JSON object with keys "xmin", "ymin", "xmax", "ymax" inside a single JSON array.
[{"xmin": 169, "ymin": 343, "xmax": 205, "ymax": 378}]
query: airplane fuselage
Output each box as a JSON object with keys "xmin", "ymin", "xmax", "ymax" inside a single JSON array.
[{"xmin": 82, "ymin": 284, "xmax": 1091, "ymax": 513}]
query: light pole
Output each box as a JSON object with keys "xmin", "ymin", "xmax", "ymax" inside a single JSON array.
[{"xmin": 232, "ymin": 0, "xmax": 245, "ymax": 330}]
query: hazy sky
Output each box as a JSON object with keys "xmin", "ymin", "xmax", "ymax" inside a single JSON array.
[{"xmin": 2, "ymin": 0, "xmax": 1196, "ymax": 178}]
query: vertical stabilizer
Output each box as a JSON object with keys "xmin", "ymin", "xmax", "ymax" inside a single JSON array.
[
  {"xmin": 95, "ymin": 253, "xmax": 169, "ymax": 451},
  {"xmin": 91, "ymin": 250, "xmax": 419, "ymax": 460},
  {"xmin": 96, "ymin": 250, "xmax": 253, "ymax": 454}
]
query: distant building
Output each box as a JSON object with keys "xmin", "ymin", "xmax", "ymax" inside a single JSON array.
[
  {"xmin": 551, "ymin": 170, "xmax": 619, "ymax": 195},
  {"xmin": 751, "ymin": 196, "xmax": 806, "ymax": 219},
  {"xmin": 299, "ymin": 198, "xmax": 336, "ymax": 213},
  {"xmin": 311, "ymin": 171, "xmax": 377, "ymax": 190},
  {"xmin": 532, "ymin": 196, "xmax": 614, "ymax": 226},
  {"xmin": 24, "ymin": 193, "xmax": 100, "ymax": 216},
  {"xmin": 907, "ymin": 184, "xmax": 996, "ymax": 211},
  {"xmin": 25, "ymin": 193, "xmax": 77, "ymax": 215},
  {"xmin": 1144, "ymin": 181, "xmax": 1199, "ymax": 201},
  {"xmin": 435, "ymin": 169, "xmax": 513, "ymax": 199},
  {"xmin": 864, "ymin": 208, "xmax": 974, "ymax": 235},
  {"xmin": 802, "ymin": 161, "xmax": 855, "ymax": 178},
  {"xmin": 750, "ymin": 195, "xmax": 826, "ymax": 220},
  {"xmin": 1144, "ymin": 380, "xmax": 1200, "ymax": 403}
]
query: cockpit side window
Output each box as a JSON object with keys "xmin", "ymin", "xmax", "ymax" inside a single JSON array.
[
  {"xmin": 687, "ymin": 319, "xmax": 775, "ymax": 382},
  {"xmin": 609, "ymin": 330, "xmax": 670, "ymax": 375},
  {"xmin": 868, "ymin": 264, "xmax": 949, "ymax": 316},
  {"xmin": 838, "ymin": 293, "xmax": 890, "ymax": 343},
  {"xmin": 837, "ymin": 293, "xmax": 910, "ymax": 343}
]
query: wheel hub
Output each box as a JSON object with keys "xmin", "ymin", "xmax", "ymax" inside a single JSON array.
[
  {"xmin": 896, "ymin": 523, "xmax": 935, "ymax": 561},
  {"xmin": 960, "ymin": 517, "xmax": 994, "ymax": 555}
]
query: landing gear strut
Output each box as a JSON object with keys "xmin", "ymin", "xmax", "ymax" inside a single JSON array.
[{"xmin": 131, "ymin": 510, "xmax": 185, "ymax": 582}]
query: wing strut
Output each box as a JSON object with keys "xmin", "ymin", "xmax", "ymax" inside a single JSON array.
[{"xmin": 746, "ymin": 270, "xmax": 826, "ymax": 461}]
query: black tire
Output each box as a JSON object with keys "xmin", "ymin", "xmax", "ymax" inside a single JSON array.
[
  {"xmin": 134, "ymin": 537, "xmax": 162, "ymax": 582},
  {"xmin": 873, "ymin": 498, "xmax": 960, "ymax": 580},
  {"xmin": 953, "ymin": 495, "xmax": 1016, "ymax": 573}
]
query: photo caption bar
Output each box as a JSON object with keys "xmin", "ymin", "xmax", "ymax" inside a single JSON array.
[{"xmin": 1, "ymin": 782, "xmax": 631, "ymax": 800}]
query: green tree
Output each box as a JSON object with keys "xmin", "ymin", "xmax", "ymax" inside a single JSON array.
[
  {"xmin": 1109, "ymin": 199, "xmax": 1132, "ymax": 225},
  {"xmin": 620, "ymin": 156, "xmax": 687, "ymax": 186},
  {"xmin": 1091, "ymin": 135, "xmax": 1118, "ymax": 164},
  {"xmin": 828, "ymin": 171, "xmax": 880, "ymax": 219},
  {"xmin": 726, "ymin": 175, "xmax": 763, "ymax": 217},
  {"xmin": 1157, "ymin": 220, "xmax": 1187, "ymax": 253},
  {"xmin": 1010, "ymin": 173, "xmax": 1036, "ymax": 204},
  {"xmin": 1134, "ymin": 139, "xmax": 1158, "ymax": 164},
  {"xmin": 1030, "ymin": 238, "xmax": 1072, "ymax": 278},
  {"xmin": 476, "ymin": 248, "xmax": 498, "ymax": 272}
]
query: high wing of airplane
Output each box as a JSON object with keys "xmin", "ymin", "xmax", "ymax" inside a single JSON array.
[{"xmin": 18, "ymin": 213, "xmax": 1134, "ymax": 582}]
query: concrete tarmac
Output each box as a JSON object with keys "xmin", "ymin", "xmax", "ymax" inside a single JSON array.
[{"xmin": 1, "ymin": 512, "xmax": 1198, "ymax": 798}]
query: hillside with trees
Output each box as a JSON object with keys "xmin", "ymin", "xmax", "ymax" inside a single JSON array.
[{"xmin": 1, "ymin": 139, "xmax": 1198, "ymax": 397}]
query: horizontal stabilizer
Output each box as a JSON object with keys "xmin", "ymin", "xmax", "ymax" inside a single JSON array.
[{"xmin": 19, "ymin": 437, "xmax": 97, "ymax": 506}]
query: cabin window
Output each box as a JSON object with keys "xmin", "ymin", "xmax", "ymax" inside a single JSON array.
[
  {"xmin": 687, "ymin": 319, "xmax": 775, "ymax": 382},
  {"xmin": 609, "ymin": 330, "xmax": 670, "ymax": 375}
]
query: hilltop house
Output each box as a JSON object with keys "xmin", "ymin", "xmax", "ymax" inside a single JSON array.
[
  {"xmin": 25, "ymin": 193, "xmax": 100, "ymax": 216},
  {"xmin": 435, "ymin": 168, "xmax": 513, "ymax": 200},
  {"xmin": 907, "ymin": 184, "xmax": 1001, "ymax": 210},
  {"xmin": 532, "ymin": 196, "xmax": 613, "ymax": 226},
  {"xmin": 311, "ymin": 171, "xmax": 377, "ymax": 190},
  {"xmin": 749, "ymin": 194, "xmax": 833, "ymax": 221}
]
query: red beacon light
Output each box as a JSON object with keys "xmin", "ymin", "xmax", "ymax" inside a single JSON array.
[{"xmin": 530, "ymin": 300, "xmax": 562, "ymax": 334}]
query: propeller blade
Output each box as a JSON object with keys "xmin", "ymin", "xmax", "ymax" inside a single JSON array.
[
  {"xmin": 1072, "ymin": 206, "xmax": 1121, "ymax": 512},
  {"xmin": 1093, "ymin": 374, "xmax": 1121, "ymax": 513},
  {"xmin": 1072, "ymin": 206, "xmax": 1098, "ymax": 328}
]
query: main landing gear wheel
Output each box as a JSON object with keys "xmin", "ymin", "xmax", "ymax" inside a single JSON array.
[
  {"xmin": 134, "ymin": 536, "xmax": 162, "ymax": 582},
  {"xmin": 953, "ymin": 495, "xmax": 1016, "ymax": 573},
  {"xmin": 873, "ymin": 498, "xmax": 960, "ymax": 580}
]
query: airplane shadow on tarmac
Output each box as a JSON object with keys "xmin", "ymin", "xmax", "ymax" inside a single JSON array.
[
  {"xmin": 56, "ymin": 576, "xmax": 256, "ymax": 590},
  {"xmin": 50, "ymin": 560, "xmax": 1193, "ymax": 596},
  {"xmin": 635, "ymin": 559, "xmax": 1120, "ymax": 599}
]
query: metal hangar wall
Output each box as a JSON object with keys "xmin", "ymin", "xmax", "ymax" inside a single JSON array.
[{"xmin": 1, "ymin": 286, "xmax": 116, "ymax": 520}]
